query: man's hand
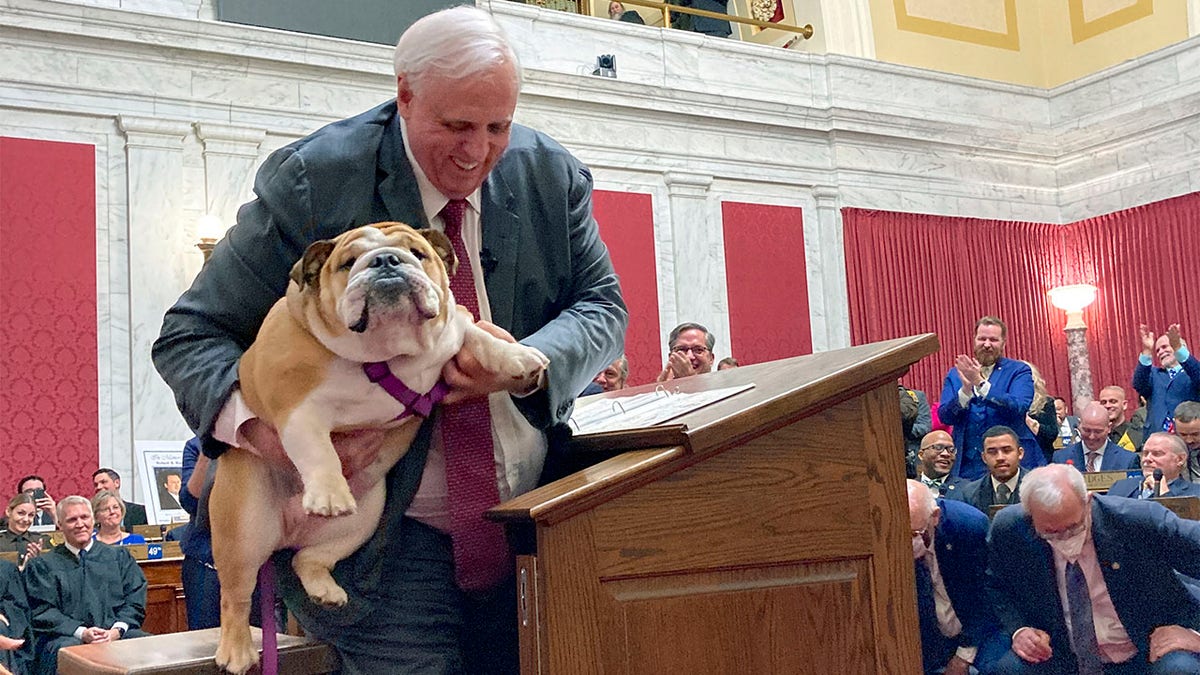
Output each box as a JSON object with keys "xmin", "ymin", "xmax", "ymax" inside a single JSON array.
[
  {"xmin": 1142, "ymin": 473, "xmax": 1169, "ymax": 496},
  {"xmin": 1149, "ymin": 625, "xmax": 1200, "ymax": 662},
  {"xmin": 955, "ymin": 354, "xmax": 983, "ymax": 389},
  {"xmin": 659, "ymin": 351, "xmax": 696, "ymax": 382},
  {"xmin": 106, "ymin": 628, "xmax": 122, "ymax": 642},
  {"xmin": 442, "ymin": 321, "xmax": 531, "ymax": 404},
  {"xmin": 34, "ymin": 492, "xmax": 56, "ymax": 522},
  {"xmin": 1012, "ymin": 627, "xmax": 1053, "ymax": 663},
  {"xmin": 1168, "ymin": 323, "xmax": 1183, "ymax": 352},
  {"xmin": 1140, "ymin": 324, "xmax": 1156, "ymax": 356},
  {"xmin": 943, "ymin": 655, "xmax": 971, "ymax": 675},
  {"xmin": 80, "ymin": 627, "xmax": 110, "ymax": 644}
]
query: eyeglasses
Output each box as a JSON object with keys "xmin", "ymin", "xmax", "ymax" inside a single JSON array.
[
  {"xmin": 670, "ymin": 345, "xmax": 710, "ymax": 356},
  {"xmin": 921, "ymin": 444, "xmax": 956, "ymax": 455},
  {"xmin": 1036, "ymin": 518, "xmax": 1088, "ymax": 542}
]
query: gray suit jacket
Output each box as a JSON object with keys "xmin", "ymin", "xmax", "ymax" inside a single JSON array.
[{"xmin": 153, "ymin": 100, "xmax": 627, "ymax": 456}]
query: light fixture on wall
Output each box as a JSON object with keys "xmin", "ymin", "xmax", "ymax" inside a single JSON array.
[
  {"xmin": 1049, "ymin": 284, "xmax": 1098, "ymax": 410},
  {"xmin": 196, "ymin": 214, "xmax": 225, "ymax": 262}
]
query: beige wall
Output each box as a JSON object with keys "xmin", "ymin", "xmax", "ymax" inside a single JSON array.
[{"xmin": 870, "ymin": 0, "xmax": 1189, "ymax": 87}]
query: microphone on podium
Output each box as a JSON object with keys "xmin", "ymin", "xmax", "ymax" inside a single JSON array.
[{"xmin": 1153, "ymin": 468, "xmax": 1164, "ymax": 498}]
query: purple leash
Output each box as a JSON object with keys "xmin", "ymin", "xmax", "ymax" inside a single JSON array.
[{"xmin": 258, "ymin": 561, "xmax": 278, "ymax": 675}]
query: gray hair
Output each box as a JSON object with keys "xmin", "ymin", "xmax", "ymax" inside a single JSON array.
[
  {"xmin": 1175, "ymin": 401, "xmax": 1200, "ymax": 425},
  {"xmin": 91, "ymin": 490, "xmax": 126, "ymax": 519},
  {"xmin": 1147, "ymin": 431, "xmax": 1189, "ymax": 456},
  {"xmin": 394, "ymin": 6, "xmax": 522, "ymax": 93},
  {"xmin": 1019, "ymin": 464, "xmax": 1086, "ymax": 513},
  {"xmin": 906, "ymin": 479, "xmax": 937, "ymax": 520},
  {"xmin": 56, "ymin": 495, "xmax": 93, "ymax": 522},
  {"xmin": 668, "ymin": 322, "xmax": 715, "ymax": 350},
  {"xmin": 613, "ymin": 354, "xmax": 629, "ymax": 379}
]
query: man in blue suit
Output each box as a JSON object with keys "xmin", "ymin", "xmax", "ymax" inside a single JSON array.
[
  {"xmin": 1052, "ymin": 403, "xmax": 1139, "ymax": 473},
  {"xmin": 988, "ymin": 464, "xmax": 1200, "ymax": 673},
  {"xmin": 152, "ymin": 7, "xmax": 627, "ymax": 673},
  {"xmin": 939, "ymin": 316, "xmax": 1044, "ymax": 480},
  {"xmin": 1108, "ymin": 432, "xmax": 1200, "ymax": 499},
  {"xmin": 1133, "ymin": 323, "xmax": 1200, "ymax": 438},
  {"xmin": 907, "ymin": 480, "xmax": 1008, "ymax": 674}
]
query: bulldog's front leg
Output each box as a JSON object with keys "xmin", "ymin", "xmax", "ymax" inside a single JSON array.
[
  {"xmin": 462, "ymin": 322, "xmax": 549, "ymax": 387},
  {"xmin": 279, "ymin": 405, "xmax": 356, "ymax": 516}
]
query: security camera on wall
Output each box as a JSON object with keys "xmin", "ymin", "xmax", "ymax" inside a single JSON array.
[{"xmin": 592, "ymin": 54, "xmax": 616, "ymax": 78}]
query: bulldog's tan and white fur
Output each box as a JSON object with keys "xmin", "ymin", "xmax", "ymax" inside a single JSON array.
[{"xmin": 210, "ymin": 223, "xmax": 547, "ymax": 674}]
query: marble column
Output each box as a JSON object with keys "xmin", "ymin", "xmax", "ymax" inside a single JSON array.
[
  {"xmin": 194, "ymin": 122, "xmax": 265, "ymax": 228},
  {"xmin": 117, "ymin": 115, "xmax": 195, "ymax": 443},
  {"xmin": 1065, "ymin": 326, "xmax": 1095, "ymax": 411},
  {"xmin": 815, "ymin": 0, "xmax": 875, "ymax": 58},
  {"xmin": 809, "ymin": 186, "xmax": 850, "ymax": 351},
  {"xmin": 664, "ymin": 171, "xmax": 730, "ymax": 357}
]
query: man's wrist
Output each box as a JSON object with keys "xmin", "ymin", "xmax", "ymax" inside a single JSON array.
[{"xmin": 1139, "ymin": 354, "xmax": 1153, "ymax": 366}]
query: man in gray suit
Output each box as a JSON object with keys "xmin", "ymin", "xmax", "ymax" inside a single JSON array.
[{"xmin": 152, "ymin": 6, "xmax": 627, "ymax": 673}]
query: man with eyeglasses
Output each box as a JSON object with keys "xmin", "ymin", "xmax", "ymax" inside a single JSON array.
[
  {"xmin": 948, "ymin": 425, "xmax": 1026, "ymax": 513},
  {"xmin": 1107, "ymin": 432, "xmax": 1200, "ymax": 499},
  {"xmin": 1172, "ymin": 401, "xmax": 1200, "ymax": 482},
  {"xmin": 916, "ymin": 431, "xmax": 966, "ymax": 497},
  {"xmin": 988, "ymin": 464, "xmax": 1200, "ymax": 674},
  {"xmin": 656, "ymin": 322, "xmax": 715, "ymax": 383},
  {"xmin": 907, "ymin": 480, "xmax": 1007, "ymax": 675}
]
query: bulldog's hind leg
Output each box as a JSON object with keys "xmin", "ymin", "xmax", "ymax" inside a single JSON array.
[
  {"xmin": 212, "ymin": 450, "xmax": 285, "ymax": 675},
  {"xmin": 292, "ymin": 481, "xmax": 386, "ymax": 607},
  {"xmin": 278, "ymin": 407, "xmax": 357, "ymax": 517}
]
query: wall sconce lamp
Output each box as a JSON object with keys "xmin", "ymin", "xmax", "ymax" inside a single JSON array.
[
  {"xmin": 196, "ymin": 214, "xmax": 225, "ymax": 262},
  {"xmin": 1048, "ymin": 284, "xmax": 1098, "ymax": 410}
]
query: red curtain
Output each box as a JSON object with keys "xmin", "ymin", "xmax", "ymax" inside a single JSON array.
[{"xmin": 845, "ymin": 193, "xmax": 1200, "ymax": 410}]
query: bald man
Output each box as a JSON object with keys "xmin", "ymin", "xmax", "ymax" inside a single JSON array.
[
  {"xmin": 916, "ymin": 431, "xmax": 967, "ymax": 497},
  {"xmin": 1052, "ymin": 402, "xmax": 1139, "ymax": 473}
]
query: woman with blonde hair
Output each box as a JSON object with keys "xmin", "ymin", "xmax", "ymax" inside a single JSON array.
[
  {"xmin": 0, "ymin": 493, "xmax": 44, "ymax": 569},
  {"xmin": 90, "ymin": 491, "xmax": 146, "ymax": 546},
  {"xmin": 1025, "ymin": 362, "xmax": 1061, "ymax": 457}
]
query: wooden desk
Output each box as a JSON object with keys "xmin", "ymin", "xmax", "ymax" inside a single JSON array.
[{"xmin": 139, "ymin": 556, "xmax": 186, "ymax": 634}]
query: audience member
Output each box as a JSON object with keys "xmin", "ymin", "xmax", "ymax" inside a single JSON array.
[
  {"xmin": 717, "ymin": 357, "xmax": 739, "ymax": 370},
  {"xmin": 1133, "ymin": 323, "xmax": 1200, "ymax": 438},
  {"xmin": 915, "ymin": 431, "xmax": 966, "ymax": 498},
  {"xmin": 0, "ymin": 558, "xmax": 31, "ymax": 675},
  {"xmin": 938, "ymin": 316, "xmax": 1043, "ymax": 479},
  {"xmin": 1025, "ymin": 364, "xmax": 1060, "ymax": 458},
  {"xmin": 1129, "ymin": 398, "xmax": 1148, "ymax": 445},
  {"xmin": 90, "ymin": 492, "xmax": 146, "ymax": 547},
  {"xmin": 988, "ymin": 464, "xmax": 1200, "ymax": 673},
  {"xmin": 157, "ymin": 474, "xmax": 183, "ymax": 511},
  {"xmin": 592, "ymin": 355, "xmax": 629, "ymax": 392},
  {"xmin": 91, "ymin": 469, "xmax": 148, "ymax": 530},
  {"xmin": 948, "ymin": 425, "xmax": 1027, "ymax": 513},
  {"xmin": 1107, "ymin": 432, "xmax": 1200, "ymax": 499},
  {"xmin": 667, "ymin": 0, "xmax": 732, "ymax": 37},
  {"xmin": 14, "ymin": 478, "xmax": 54, "ymax": 529},
  {"xmin": 24, "ymin": 496, "xmax": 149, "ymax": 675},
  {"xmin": 151, "ymin": 7, "xmax": 628, "ymax": 672},
  {"xmin": 1097, "ymin": 386, "xmax": 1140, "ymax": 451},
  {"xmin": 0, "ymin": 494, "xmax": 45, "ymax": 569},
  {"xmin": 657, "ymin": 322, "xmax": 715, "ymax": 382},
  {"xmin": 1054, "ymin": 397, "xmax": 1080, "ymax": 449},
  {"xmin": 1172, "ymin": 401, "xmax": 1200, "ymax": 483},
  {"xmin": 1052, "ymin": 402, "xmax": 1139, "ymax": 473},
  {"xmin": 608, "ymin": 1, "xmax": 645, "ymax": 23},
  {"xmin": 906, "ymin": 480, "xmax": 1007, "ymax": 675},
  {"xmin": 900, "ymin": 385, "xmax": 933, "ymax": 467}
]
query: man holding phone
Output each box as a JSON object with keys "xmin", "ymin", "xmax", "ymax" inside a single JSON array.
[{"xmin": 16, "ymin": 477, "xmax": 56, "ymax": 529}]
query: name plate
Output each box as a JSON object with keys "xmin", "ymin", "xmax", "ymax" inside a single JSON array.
[
  {"xmin": 146, "ymin": 543, "xmax": 164, "ymax": 560},
  {"xmin": 1152, "ymin": 496, "xmax": 1200, "ymax": 521},
  {"xmin": 1083, "ymin": 470, "xmax": 1132, "ymax": 492}
]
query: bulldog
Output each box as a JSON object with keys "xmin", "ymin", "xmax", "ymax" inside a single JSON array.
[{"xmin": 210, "ymin": 222, "xmax": 548, "ymax": 674}]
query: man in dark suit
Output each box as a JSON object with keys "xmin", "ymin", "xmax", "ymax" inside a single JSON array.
[
  {"xmin": 988, "ymin": 464, "xmax": 1200, "ymax": 673},
  {"xmin": 907, "ymin": 480, "xmax": 1007, "ymax": 674},
  {"xmin": 607, "ymin": 1, "xmax": 645, "ymax": 23},
  {"xmin": 151, "ymin": 7, "xmax": 627, "ymax": 674},
  {"xmin": 949, "ymin": 425, "xmax": 1026, "ymax": 514},
  {"xmin": 1108, "ymin": 432, "xmax": 1200, "ymax": 499},
  {"xmin": 1133, "ymin": 323, "xmax": 1200, "ymax": 439},
  {"xmin": 90, "ymin": 469, "xmax": 148, "ymax": 530},
  {"xmin": 15, "ymin": 476, "xmax": 56, "ymax": 529},
  {"xmin": 939, "ymin": 316, "xmax": 1044, "ymax": 480},
  {"xmin": 1052, "ymin": 402, "xmax": 1139, "ymax": 473},
  {"xmin": 916, "ymin": 430, "xmax": 967, "ymax": 498},
  {"xmin": 667, "ymin": 0, "xmax": 732, "ymax": 37}
]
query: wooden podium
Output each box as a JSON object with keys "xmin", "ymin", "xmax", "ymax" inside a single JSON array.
[{"xmin": 491, "ymin": 335, "xmax": 937, "ymax": 674}]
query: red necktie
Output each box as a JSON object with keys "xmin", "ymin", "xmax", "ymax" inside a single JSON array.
[{"xmin": 439, "ymin": 199, "xmax": 510, "ymax": 591}]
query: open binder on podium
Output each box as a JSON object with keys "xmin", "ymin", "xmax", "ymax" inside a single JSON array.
[{"xmin": 570, "ymin": 383, "xmax": 756, "ymax": 435}]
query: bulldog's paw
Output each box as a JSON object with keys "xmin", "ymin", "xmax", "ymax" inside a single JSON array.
[
  {"xmin": 301, "ymin": 475, "xmax": 357, "ymax": 517},
  {"xmin": 303, "ymin": 576, "xmax": 349, "ymax": 607},
  {"xmin": 497, "ymin": 343, "xmax": 549, "ymax": 383},
  {"xmin": 215, "ymin": 628, "xmax": 259, "ymax": 675}
]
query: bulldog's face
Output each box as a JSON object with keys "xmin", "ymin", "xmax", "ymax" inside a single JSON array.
[{"xmin": 287, "ymin": 223, "xmax": 457, "ymax": 360}]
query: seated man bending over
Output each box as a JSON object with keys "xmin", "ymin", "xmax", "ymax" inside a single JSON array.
[{"xmin": 23, "ymin": 495, "xmax": 148, "ymax": 675}]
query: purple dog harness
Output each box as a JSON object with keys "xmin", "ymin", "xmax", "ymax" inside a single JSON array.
[{"xmin": 257, "ymin": 361, "xmax": 448, "ymax": 675}]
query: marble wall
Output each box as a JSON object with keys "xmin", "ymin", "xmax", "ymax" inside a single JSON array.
[{"xmin": 1, "ymin": 0, "xmax": 1198, "ymax": 491}]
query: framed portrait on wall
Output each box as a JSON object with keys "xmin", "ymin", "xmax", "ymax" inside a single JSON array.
[{"xmin": 135, "ymin": 440, "xmax": 190, "ymax": 525}]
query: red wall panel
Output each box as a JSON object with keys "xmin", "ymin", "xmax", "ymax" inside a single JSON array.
[
  {"xmin": 592, "ymin": 190, "xmax": 660, "ymax": 387},
  {"xmin": 722, "ymin": 202, "xmax": 812, "ymax": 364},
  {"xmin": 0, "ymin": 137, "xmax": 98, "ymax": 499}
]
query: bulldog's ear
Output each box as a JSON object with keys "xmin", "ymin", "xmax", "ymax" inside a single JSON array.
[
  {"xmin": 290, "ymin": 239, "xmax": 337, "ymax": 291},
  {"xmin": 419, "ymin": 229, "xmax": 458, "ymax": 277}
]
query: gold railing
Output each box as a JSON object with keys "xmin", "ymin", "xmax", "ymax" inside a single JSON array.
[{"xmin": 602, "ymin": 0, "xmax": 814, "ymax": 39}]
